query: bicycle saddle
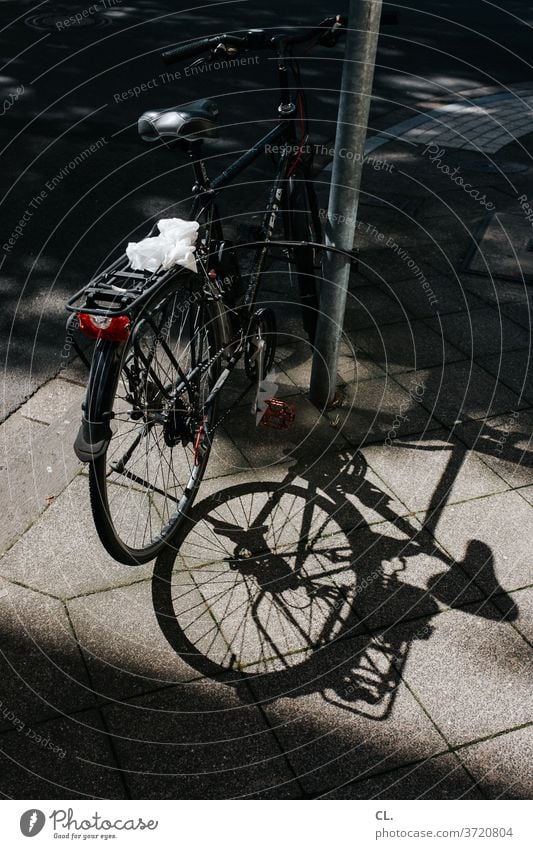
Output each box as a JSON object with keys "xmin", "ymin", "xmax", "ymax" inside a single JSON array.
[{"xmin": 138, "ymin": 98, "xmax": 219, "ymax": 143}]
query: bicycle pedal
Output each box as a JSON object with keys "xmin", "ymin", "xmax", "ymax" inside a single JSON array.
[{"xmin": 260, "ymin": 398, "xmax": 296, "ymax": 430}]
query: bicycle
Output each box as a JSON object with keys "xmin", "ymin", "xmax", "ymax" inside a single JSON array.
[{"xmin": 66, "ymin": 15, "xmax": 346, "ymax": 565}]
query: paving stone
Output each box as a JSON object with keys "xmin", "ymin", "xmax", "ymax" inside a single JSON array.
[
  {"xmin": 338, "ymin": 348, "xmax": 386, "ymax": 383},
  {"xmin": 493, "ymin": 587, "xmax": 533, "ymax": 645},
  {"xmin": 466, "ymin": 212, "xmax": 533, "ymax": 279},
  {"xmin": 0, "ymin": 710, "xmax": 124, "ymax": 799},
  {"xmin": 500, "ymin": 300, "xmax": 533, "ymax": 331},
  {"xmin": 204, "ymin": 425, "xmax": 252, "ymax": 480},
  {"xmin": 379, "ymin": 274, "xmax": 485, "ymax": 319},
  {"xmin": 0, "ymin": 578, "xmax": 94, "ymax": 729},
  {"xmin": 247, "ymin": 632, "xmax": 447, "ymax": 795},
  {"xmin": 478, "ymin": 349, "xmax": 533, "ymax": 406},
  {"xmin": 0, "ymin": 399, "xmax": 82, "ymax": 555},
  {"xmin": 343, "ymin": 286, "xmax": 408, "ymax": 330},
  {"xmin": 223, "ymin": 391, "xmax": 348, "ymax": 472},
  {"xmin": 0, "ymin": 475, "xmax": 153, "ymax": 598},
  {"xmin": 20, "ymin": 377, "xmax": 84, "ymax": 425},
  {"xmin": 354, "ymin": 319, "xmax": 464, "ymax": 375},
  {"xmin": 363, "ymin": 430, "xmax": 509, "ymax": 514},
  {"xmin": 103, "ymin": 683, "xmax": 297, "ymax": 798},
  {"xmin": 328, "ymin": 375, "xmax": 441, "ymax": 447},
  {"xmin": 425, "ymin": 489, "xmax": 533, "ymax": 596},
  {"xmin": 0, "ymin": 411, "xmax": 46, "ymax": 469},
  {"xmin": 346, "ymin": 521, "xmax": 482, "ymax": 631},
  {"xmin": 394, "ymin": 362, "xmax": 523, "ymax": 428},
  {"xmin": 462, "ymin": 275, "xmax": 530, "ymax": 307},
  {"xmin": 516, "ymin": 485, "xmax": 533, "ymax": 507},
  {"xmin": 58, "ymin": 353, "xmax": 91, "ymax": 386},
  {"xmin": 454, "ymin": 410, "xmax": 533, "ymax": 489},
  {"xmin": 401, "ymin": 604, "xmax": 533, "ymax": 746},
  {"xmin": 322, "ymin": 754, "xmax": 481, "ymax": 799},
  {"xmin": 425, "ymin": 308, "xmax": 530, "ymax": 361},
  {"xmin": 456, "ymin": 725, "xmax": 533, "ymax": 799},
  {"xmin": 278, "ymin": 336, "xmax": 385, "ymax": 392},
  {"xmin": 67, "ymin": 579, "xmax": 220, "ymax": 702},
  {"xmin": 291, "ymin": 445, "xmax": 411, "ymax": 532}
]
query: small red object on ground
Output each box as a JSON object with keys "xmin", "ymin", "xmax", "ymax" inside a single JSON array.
[{"xmin": 260, "ymin": 399, "xmax": 296, "ymax": 429}]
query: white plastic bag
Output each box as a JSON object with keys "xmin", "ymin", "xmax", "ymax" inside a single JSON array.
[{"xmin": 126, "ymin": 218, "xmax": 200, "ymax": 273}]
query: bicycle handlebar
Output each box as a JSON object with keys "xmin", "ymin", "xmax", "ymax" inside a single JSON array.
[
  {"xmin": 161, "ymin": 16, "xmax": 345, "ymax": 66},
  {"xmin": 161, "ymin": 34, "xmax": 249, "ymax": 65}
]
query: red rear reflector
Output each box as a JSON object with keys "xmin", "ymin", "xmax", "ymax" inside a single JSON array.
[{"xmin": 78, "ymin": 312, "xmax": 130, "ymax": 342}]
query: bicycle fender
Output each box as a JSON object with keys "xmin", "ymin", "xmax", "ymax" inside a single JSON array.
[
  {"xmin": 74, "ymin": 340, "xmax": 123, "ymax": 462},
  {"xmin": 74, "ymin": 418, "xmax": 112, "ymax": 462}
]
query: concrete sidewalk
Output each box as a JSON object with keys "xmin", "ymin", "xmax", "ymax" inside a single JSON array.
[{"xmin": 1, "ymin": 91, "xmax": 532, "ymax": 799}]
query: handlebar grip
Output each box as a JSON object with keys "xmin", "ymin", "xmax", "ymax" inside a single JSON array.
[
  {"xmin": 162, "ymin": 33, "xmax": 251, "ymax": 65},
  {"xmin": 161, "ymin": 36, "xmax": 218, "ymax": 65}
]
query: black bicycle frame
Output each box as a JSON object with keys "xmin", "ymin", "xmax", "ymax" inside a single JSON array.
[{"xmin": 184, "ymin": 40, "xmax": 321, "ymax": 316}]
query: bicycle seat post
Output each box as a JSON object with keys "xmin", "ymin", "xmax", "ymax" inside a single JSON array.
[
  {"xmin": 186, "ymin": 140, "xmax": 212, "ymax": 197},
  {"xmin": 276, "ymin": 39, "xmax": 296, "ymax": 117}
]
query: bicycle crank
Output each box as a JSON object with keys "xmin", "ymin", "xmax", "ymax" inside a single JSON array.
[{"xmin": 244, "ymin": 307, "xmax": 276, "ymax": 382}]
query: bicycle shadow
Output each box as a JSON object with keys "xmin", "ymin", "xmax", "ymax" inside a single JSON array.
[{"xmin": 152, "ymin": 443, "xmax": 517, "ymax": 720}]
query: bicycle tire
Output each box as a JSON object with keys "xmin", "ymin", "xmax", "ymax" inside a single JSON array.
[{"xmin": 87, "ymin": 274, "xmax": 226, "ymax": 565}]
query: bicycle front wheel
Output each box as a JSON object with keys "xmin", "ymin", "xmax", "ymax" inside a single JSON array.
[{"xmin": 88, "ymin": 279, "xmax": 224, "ymax": 564}]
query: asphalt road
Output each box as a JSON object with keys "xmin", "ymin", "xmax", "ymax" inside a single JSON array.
[{"xmin": 1, "ymin": 0, "xmax": 531, "ymax": 418}]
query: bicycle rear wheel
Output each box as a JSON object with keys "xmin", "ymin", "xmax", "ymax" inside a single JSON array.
[{"xmin": 88, "ymin": 279, "xmax": 224, "ymax": 564}]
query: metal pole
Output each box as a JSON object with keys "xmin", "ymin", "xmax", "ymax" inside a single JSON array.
[{"xmin": 310, "ymin": 0, "xmax": 383, "ymax": 407}]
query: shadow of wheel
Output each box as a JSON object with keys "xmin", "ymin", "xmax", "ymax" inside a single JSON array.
[
  {"xmin": 153, "ymin": 480, "xmax": 360, "ymax": 677},
  {"xmin": 152, "ymin": 455, "xmax": 437, "ymax": 720}
]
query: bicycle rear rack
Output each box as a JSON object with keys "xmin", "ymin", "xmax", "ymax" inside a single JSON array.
[{"xmin": 65, "ymin": 252, "xmax": 193, "ymax": 318}]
